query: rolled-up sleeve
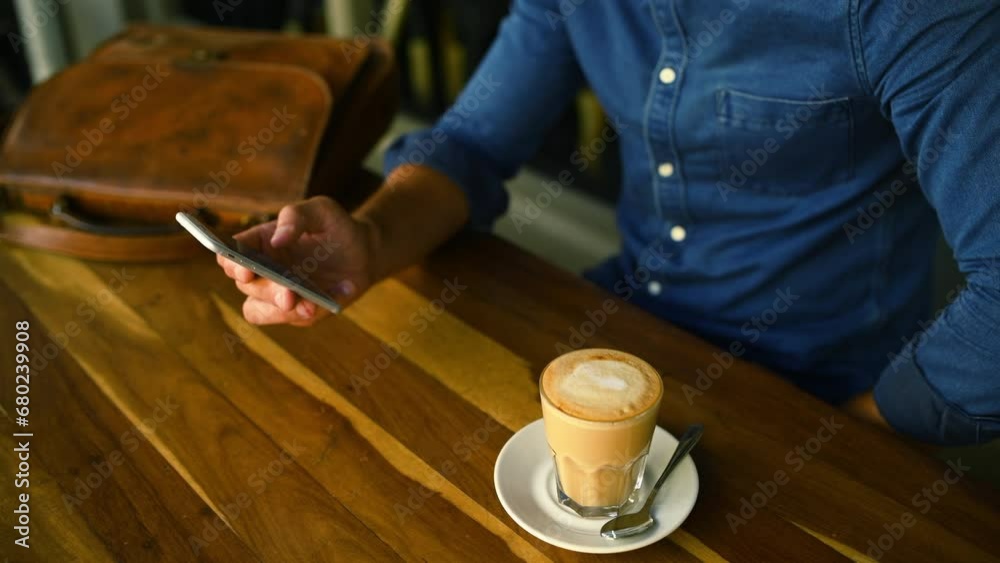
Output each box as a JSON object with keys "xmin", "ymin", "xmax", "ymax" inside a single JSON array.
[
  {"xmin": 855, "ymin": 0, "xmax": 1000, "ymax": 443},
  {"xmin": 383, "ymin": 0, "xmax": 584, "ymax": 231}
]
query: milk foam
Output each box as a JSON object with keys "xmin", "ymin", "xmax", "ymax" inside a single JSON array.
[{"xmin": 542, "ymin": 350, "xmax": 661, "ymax": 421}]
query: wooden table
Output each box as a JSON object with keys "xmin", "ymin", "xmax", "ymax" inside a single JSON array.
[{"xmin": 1, "ymin": 231, "xmax": 998, "ymax": 562}]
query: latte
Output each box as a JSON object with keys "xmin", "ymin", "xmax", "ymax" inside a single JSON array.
[{"xmin": 540, "ymin": 349, "xmax": 663, "ymax": 516}]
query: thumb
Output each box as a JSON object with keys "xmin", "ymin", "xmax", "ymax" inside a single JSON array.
[{"xmin": 270, "ymin": 197, "xmax": 336, "ymax": 248}]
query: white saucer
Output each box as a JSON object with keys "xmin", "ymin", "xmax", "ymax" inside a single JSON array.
[{"xmin": 494, "ymin": 419, "xmax": 698, "ymax": 554}]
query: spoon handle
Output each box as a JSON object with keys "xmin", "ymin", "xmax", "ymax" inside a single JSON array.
[{"xmin": 639, "ymin": 424, "xmax": 704, "ymax": 513}]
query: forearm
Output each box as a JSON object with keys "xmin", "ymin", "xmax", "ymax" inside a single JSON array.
[
  {"xmin": 354, "ymin": 163, "xmax": 470, "ymax": 282},
  {"xmin": 842, "ymin": 391, "xmax": 889, "ymax": 430}
]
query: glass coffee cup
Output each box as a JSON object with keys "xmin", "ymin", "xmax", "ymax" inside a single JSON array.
[{"xmin": 540, "ymin": 348, "xmax": 663, "ymax": 518}]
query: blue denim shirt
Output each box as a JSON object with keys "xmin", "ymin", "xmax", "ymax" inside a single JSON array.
[{"xmin": 383, "ymin": 0, "xmax": 1000, "ymax": 445}]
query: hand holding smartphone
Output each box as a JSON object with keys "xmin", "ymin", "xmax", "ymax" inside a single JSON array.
[{"xmin": 175, "ymin": 211, "xmax": 342, "ymax": 314}]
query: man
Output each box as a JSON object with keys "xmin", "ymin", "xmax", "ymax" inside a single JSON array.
[{"xmin": 217, "ymin": 1, "xmax": 999, "ymax": 445}]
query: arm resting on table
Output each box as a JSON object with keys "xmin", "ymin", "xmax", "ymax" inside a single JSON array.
[{"xmin": 856, "ymin": 0, "xmax": 1000, "ymax": 444}]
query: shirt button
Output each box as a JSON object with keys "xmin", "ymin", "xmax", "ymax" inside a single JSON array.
[
  {"xmin": 648, "ymin": 280, "xmax": 663, "ymax": 296},
  {"xmin": 670, "ymin": 225, "xmax": 687, "ymax": 242},
  {"xmin": 658, "ymin": 67, "xmax": 677, "ymax": 84},
  {"xmin": 657, "ymin": 162, "xmax": 675, "ymax": 178}
]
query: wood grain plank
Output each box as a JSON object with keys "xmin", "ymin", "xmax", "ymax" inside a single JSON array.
[
  {"xmin": 208, "ymin": 294, "xmax": 544, "ymax": 563},
  {"xmin": 344, "ymin": 278, "xmax": 541, "ymax": 431},
  {"xmin": 0, "ymin": 280, "xmax": 261, "ymax": 563},
  {"xmin": 173, "ymin": 254, "xmax": 702, "ymax": 562},
  {"xmin": 4, "ymin": 227, "xmax": 996, "ymax": 561},
  {"xmin": 0, "ymin": 433, "xmax": 115, "ymax": 563},
  {"xmin": 394, "ymin": 234, "xmax": 1000, "ymax": 562},
  {"xmin": 334, "ymin": 255, "xmax": 851, "ymax": 562},
  {"xmin": 199, "ymin": 274, "xmax": 720, "ymax": 561},
  {"xmin": 0, "ymin": 249, "xmax": 402, "ymax": 562},
  {"xmin": 793, "ymin": 522, "xmax": 873, "ymax": 562},
  {"xmin": 84, "ymin": 257, "xmax": 547, "ymax": 563},
  {"xmin": 339, "ymin": 278, "xmax": 845, "ymax": 561},
  {"xmin": 205, "ymin": 270, "xmax": 630, "ymax": 562}
]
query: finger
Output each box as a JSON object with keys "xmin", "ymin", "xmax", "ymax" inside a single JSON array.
[
  {"xmin": 235, "ymin": 279, "xmax": 298, "ymax": 312},
  {"xmin": 289, "ymin": 305, "xmax": 331, "ymax": 327},
  {"xmin": 216, "ymin": 254, "xmax": 256, "ymax": 283},
  {"xmin": 243, "ymin": 296, "xmax": 314, "ymax": 326},
  {"xmin": 233, "ymin": 222, "xmax": 276, "ymax": 251},
  {"xmin": 270, "ymin": 196, "xmax": 338, "ymax": 248},
  {"xmin": 231, "ymin": 263, "xmax": 255, "ymax": 283},
  {"xmin": 220, "ymin": 223, "xmax": 280, "ymax": 282}
]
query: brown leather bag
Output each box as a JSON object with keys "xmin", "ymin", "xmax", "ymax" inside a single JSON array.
[{"xmin": 0, "ymin": 24, "xmax": 397, "ymax": 262}]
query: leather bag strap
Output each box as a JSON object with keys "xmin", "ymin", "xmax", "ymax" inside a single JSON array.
[{"xmin": 0, "ymin": 210, "xmax": 202, "ymax": 262}]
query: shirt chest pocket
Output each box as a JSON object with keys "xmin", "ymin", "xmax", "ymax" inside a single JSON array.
[{"xmin": 715, "ymin": 89, "xmax": 854, "ymax": 196}]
